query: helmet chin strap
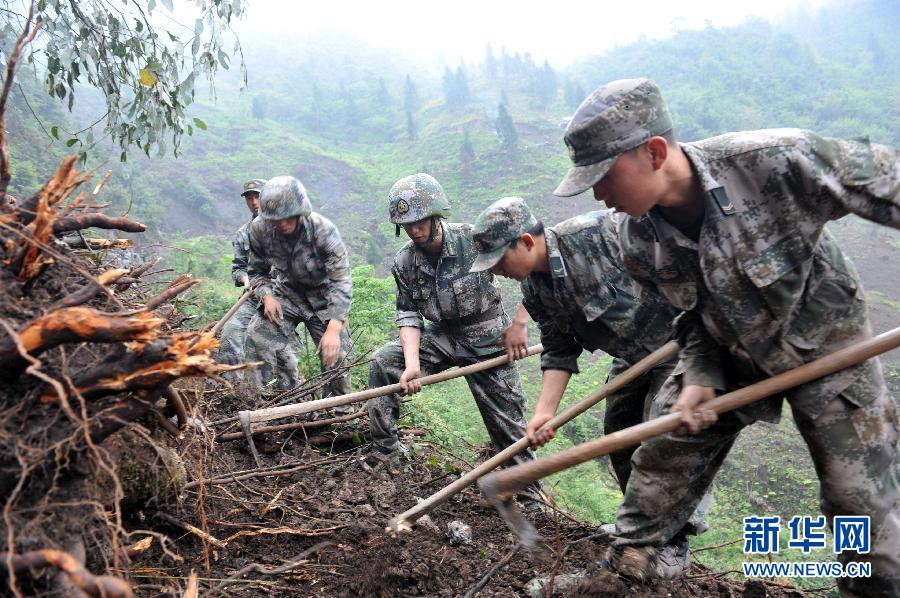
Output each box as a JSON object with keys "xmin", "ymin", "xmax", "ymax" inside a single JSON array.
[{"xmin": 425, "ymin": 217, "xmax": 440, "ymax": 244}]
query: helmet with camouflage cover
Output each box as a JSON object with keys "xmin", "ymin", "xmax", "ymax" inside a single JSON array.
[
  {"xmin": 259, "ymin": 176, "xmax": 312, "ymax": 220},
  {"xmin": 388, "ymin": 173, "xmax": 451, "ymax": 228},
  {"xmin": 241, "ymin": 178, "xmax": 267, "ymax": 198}
]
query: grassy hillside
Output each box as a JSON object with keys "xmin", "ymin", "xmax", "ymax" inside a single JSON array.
[{"xmin": 5, "ymin": 2, "xmax": 899, "ymax": 591}]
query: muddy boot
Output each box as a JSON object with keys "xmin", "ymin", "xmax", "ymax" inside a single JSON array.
[
  {"xmin": 362, "ymin": 446, "xmax": 401, "ymax": 475},
  {"xmin": 596, "ymin": 522, "xmax": 616, "ymax": 538},
  {"xmin": 515, "ymin": 494, "xmax": 545, "ymax": 513},
  {"xmin": 606, "ymin": 533, "xmax": 690, "ymax": 582},
  {"xmin": 654, "ymin": 533, "xmax": 690, "ymax": 579},
  {"xmin": 605, "ymin": 544, "xmax": 657, "ymax": 584}
]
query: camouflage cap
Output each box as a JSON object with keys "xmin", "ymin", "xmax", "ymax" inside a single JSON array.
[
  {"xmin": 241, "ymin": 178, "xmax": 267, "ymax": 197},
  {"xmin": 553, "ymin": 78, "xmax": 672, "ymax": 197},
  {"xmin": 469, "ymin": 196, "xmax": 538, "ymax": 272}
]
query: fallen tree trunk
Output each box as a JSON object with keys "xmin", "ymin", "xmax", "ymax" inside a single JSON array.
[
  {"xmin": 52, "ymin": 213, "xmax": 146, "ymax": 234},
  {"xmin": 0, "ymin": 308, "xmax": 164, "ymax": 375}
]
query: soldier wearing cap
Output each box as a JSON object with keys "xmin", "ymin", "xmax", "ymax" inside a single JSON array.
[
  {"xmin": 366, "ymin": 174, "xmax": 539, "ymax": 502},
  {"xmin": 217, "ymin": 179, "xmax": 300, "ymax": 389},
  {"xmin": 471, "ymin": 197, "xmax": 711, "ymax": 561},
  {"xmin": 556, "ymin": 78, "xmax": 899, "ymax": 592},
  {"xmin": 244, "ymin": 176, "xmax": 353, "ymax": 397}
]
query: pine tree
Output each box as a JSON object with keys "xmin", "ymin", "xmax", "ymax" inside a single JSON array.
[
  {"xmin": 495, "ymin": 103, "xmax": 519, "ymax": 160},
  {"xmin": 251, "ymin": 96, "xmax": 266, "ymax": 120},
  {"xmin": 455, "ymin": 65, "xmax": 471, "ymax": 105},
  {"xmin": 403, "ymin": 74, "xmax": 419, "ymax": 113},
  {"xmin": 442, "ymin": 66, "xmax": 457, "ymax": 106},
  {"xmin": 460, "ymin": 128, "xmax": 476, "ymax": 178},
  {"xmin": 484, "ymin": 42, "xmax": 498, "ymax": 79},
  {"xmin": 376, "ymin": 77, "xmax": 390, "ymax": 107},
  {"xmin": 406, "ymin": 110, "xmax": 417, "ymax": 140}
]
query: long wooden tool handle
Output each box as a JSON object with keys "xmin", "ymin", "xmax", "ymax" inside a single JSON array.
[
  {"xmin": 242, "ymin": 343, "xmax": 545, "ymax": 424},
  {"xmin": 386, "ymin": 340, "xmax": 681, "ymax": 532},
  {"xmin": 211, "ymin": 287, "xmax": 253, "ymax": 335},
  {"xmin": 480, "ymin": 327, "xmax": 900, "ymax": 501}
]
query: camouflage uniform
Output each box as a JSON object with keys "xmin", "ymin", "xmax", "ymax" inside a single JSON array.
[
  {"xmin": 471, "ymin": 198, "xmax": 679, "ymax": 493},
  {"xmin": 369, "ymin": 175, "xmax": 536, "ymax": 491},
  {"xmin": 217, "ymin": 214, "xmax": 301, "ymax": 389},
  {"xmin": 557, "ymin": 79, "xmax": 900, "ymax": 594},
  {"xmin": 244, "ymin": 176, "xmax": 353, "ymax": 397}
]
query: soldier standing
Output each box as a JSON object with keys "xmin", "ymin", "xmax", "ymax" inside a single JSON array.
[
  {"xmin": 244, "ymin": 176, "xmax": 353, "ymax": 398},
  {"xmin": 217, "ymin": 179, "xmax": 300, "ymax": 390},
  {"xmin": 555, "ymin": 78, "xmax": 899, "ymax": 593},
  {"xmin": 367, "ymin": 174, "xmax": 539, "ymax": 504}
]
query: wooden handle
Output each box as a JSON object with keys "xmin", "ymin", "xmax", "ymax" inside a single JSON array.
[
  {"xmin": 211, "ymin": 288, "xmax": 253, "ymax": 335},
  {"xmin": 481, "ymin": 327, "xmax": 900, "ymax": 501},
  {"xmin": 241, "ymin": 343, "xmax": 545, "ymax": 425},
  {"xmin": 386, "ymin": 340, "xmax": 681, "ymax": 532}
]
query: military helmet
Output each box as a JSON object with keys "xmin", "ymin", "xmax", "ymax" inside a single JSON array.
[
  {"xmin": 241, "ymin": 178, "xmax": 267, "ymax": 197},
  {"xmin": 388, "ymin": 173, "xmax": 450, "ymax": 225},
  {"xmin": 259, "ymin": 176, "xmax": 312, "ymax": 220}
]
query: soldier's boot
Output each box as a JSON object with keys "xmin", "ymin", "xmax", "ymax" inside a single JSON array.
[
  {"xmin": 362, "ymin": 444, "xmax": 406, "ymax": 475},
  {"xmin": 596, "ymin": 522, "xmax": 616, "ymax": 538},
  {"xmin": 606, "ymin": 532, "xmax": 690, "ymax": 582}
]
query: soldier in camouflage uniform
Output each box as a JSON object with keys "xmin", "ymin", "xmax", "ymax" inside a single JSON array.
[
  {"xmin": 244, "ymin": 176, "xmax": 353, "ymax": 397},
  {"xmin": 367, "ymin": 174, "xmax": 539, "ymax": 500},
  {"xmin": 470, "ymin": 197, "xmax": 680, "ymax": 493},
  {"xmin": 217, "ymin": 179, "xmax": 301, "ymax": 389},
  {"xmin": 555, "ymin": 78, "xmax": 899, "ymax": 594}
]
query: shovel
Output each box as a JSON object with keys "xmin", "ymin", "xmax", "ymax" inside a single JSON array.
[
  {"xmin": 237, "ymin": 343, "xmax": 545, "ymax": 426},
  {"xmin": 479, "ymin": 326, "xmax": 900, "ymax": 548},
  {"xmin": 386, "ymin": 340, "xmax": 680, "ymax": 533}
]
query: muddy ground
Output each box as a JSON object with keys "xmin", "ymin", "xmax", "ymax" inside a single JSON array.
[{"xmin": 114, "ymin": 382, "xmax": 809, "ymax": 598}]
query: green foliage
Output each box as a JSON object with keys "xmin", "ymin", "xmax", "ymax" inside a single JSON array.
[
  {"xmin": 163, "ymin": 235, "xmax": 237, "ymax": 325},
  {"xmin": 1, "ymin": 0, "xmax": 247, "ymax": 160}
]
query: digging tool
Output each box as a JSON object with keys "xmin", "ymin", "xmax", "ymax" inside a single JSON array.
[
  {"xmin": 237, "ymin": 343, "xmax": 545, "ymax": 426},
  {"xmin": 479, "ymin": 326, "xmax": 900, "ymax": 548},
  {"xmin": 211, "ymin": 287, "xmax": 253, "ymax": 336},
  {"xmin": 239, "ymin": 410, "xmax": 263, "ymax": 468},
  {"xmin": 386, "ymin": 340, "xmax": 681, "ymax": 533}
]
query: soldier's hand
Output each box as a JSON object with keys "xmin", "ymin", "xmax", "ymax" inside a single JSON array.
[
  {"xmin": 399, "ymin": 365, "xmax": 422, "ymax": 395},
  {"xmin": 672, "ymin": 384, "xmax": 717, "ymax": 435},
  {"xmin": 262, "ymin": 295, "xmax": 283, "ymax": 324},
  {"xmin": 238, "ymin": 273, "xmax": 250, "ymax": 287},
  {"xmin": 526, "ymin": 410, "xmax": 556, "ymax": 448},
  {"xmin": 317, "ymin": 324, "xmax": 342, "ymax": 368},
  {"xmin": 502, "ymin": 319, "xmax": 528, "ymax": 363}
]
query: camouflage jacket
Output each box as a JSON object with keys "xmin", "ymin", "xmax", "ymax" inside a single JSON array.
[
  {"xmin": 393, "ymin": 220, "xmax": 509, "ymax": 355},
  {"xmin": 522, "ymin": 210, "xmax": 677, "ymax": 374},
  {"xmin": 248, "ymin": 212, "xmax": 352, "ymax": 323},
  {"xmin": 231, "ymin": 217, "xmax": 254, "ymax": 287},
  {"xmin": 618, "ymin": 129, "xmax": 899, "ymax": 421}
]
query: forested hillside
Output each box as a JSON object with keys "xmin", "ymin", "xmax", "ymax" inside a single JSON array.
[{"xmin": 2, "ymin": 0, "xmax": 898, "ymax": 592}]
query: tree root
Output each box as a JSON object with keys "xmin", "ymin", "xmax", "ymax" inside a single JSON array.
[{"xmin": 0, "ymin": 549, "xmax": 133, "ymax": 597}]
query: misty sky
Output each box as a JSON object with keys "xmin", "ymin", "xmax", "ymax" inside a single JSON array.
[{"xmin": 231, "ymin": 0, "xmax": 840, "ymax": 66}]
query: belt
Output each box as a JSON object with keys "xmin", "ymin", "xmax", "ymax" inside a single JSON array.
[{"xmin": 443, "ymin": 304, "xmax": 504, "ymax": 328}]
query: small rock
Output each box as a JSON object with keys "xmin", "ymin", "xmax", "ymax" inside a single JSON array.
[
  {"xmin": 356, "ymin": 504, "xmax": 376, "ymax": 517},
  {"xmin": 447, "ymin": 520, "xmax": 472, "ymax": 545},
  {"xmin": 418, "ymin": 515, "xmax": 440, "ymax": 533},
  {"xmin": 524, "ymin": 570, "xmax": 587, "ymax": 598},
  {"xmin": 742, "ymin": 579, "xmax": 767, "ymax": 598}
]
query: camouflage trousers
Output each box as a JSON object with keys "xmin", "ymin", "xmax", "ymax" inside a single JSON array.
[
  {"xmin": 613, "ymin": 359, "xmax": 900, "ymax": 596},
  {"xmin": 368, "ymin": 326, "xmax": 539, "ymax": 495},
  {"xmin": 217, "ymin": 299, "xmax": 301, "ymax": 390},
  {"xmin": 603, "ymin": 358, "xmax": 673, "ymax": 494},
  {"xmin": 244, "ymin": 296, "xmax": 352, "ymax": 398}
]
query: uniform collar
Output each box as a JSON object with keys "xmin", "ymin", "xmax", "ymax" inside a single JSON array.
[
  {"xmin": 543, "ymin": 228, "xmax": 568, "ymax": 278},
  {"xmin": 642, "ymin": 143, "xmax": 737, "ymax": 242}
]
